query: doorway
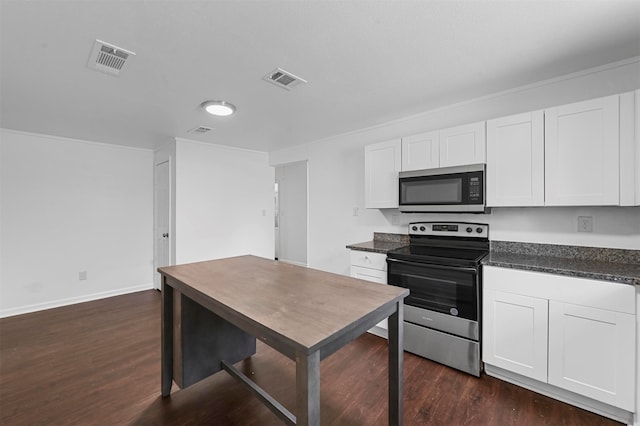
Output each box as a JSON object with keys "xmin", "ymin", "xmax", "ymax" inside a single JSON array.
[{"xmin": 274, "ymin": 161, "xmax": 308, "ymax": 266}]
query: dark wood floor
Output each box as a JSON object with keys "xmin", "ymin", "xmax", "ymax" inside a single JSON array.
[{"xmin": 0, "ymin": 290, "xmax": 622, "ymax": 425}]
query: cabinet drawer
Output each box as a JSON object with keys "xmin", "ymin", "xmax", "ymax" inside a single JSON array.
[
  {"xmin": 483, "ymin": 266, "xmax": 635, "ymax": 314},
  {"xmin": 351, "ymin": 265, "xmax": 386, "ymax": 284},
  {"xmin": 350, "ymin": 251, "xmax": 387, "ymax": 271}
]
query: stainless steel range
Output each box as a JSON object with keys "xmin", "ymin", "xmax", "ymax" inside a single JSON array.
[{"xmin": 386, "ymin": 222, "xmax": 489, "ymax": 376}]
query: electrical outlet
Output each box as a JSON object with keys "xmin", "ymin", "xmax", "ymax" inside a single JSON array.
[
  {"xmin": 353, "ymin": 207, "xmax": 359, "ymax": 217},
  {"xmin": 79, "ymin": 271, "xmax": 88, "ymax": 280},
  {"xmin": 577, "ymin": 216, "xmax": 593, "ymax": 232},
  {"xmin": 391, "ymin": 214, "xmax": 400, "ymax": 225}
]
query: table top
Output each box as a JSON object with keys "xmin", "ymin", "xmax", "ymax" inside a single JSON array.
[{"xmin": 158, "ymin": 255, "xmax": 409, "ymax": 355}]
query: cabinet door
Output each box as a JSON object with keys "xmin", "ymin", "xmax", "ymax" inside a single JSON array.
[
  {"xmin": 619, "ymin": 90, "xmax": 640, "ymax": 206},
  {"xmin": 483, "ymin": 289, "xmax": 549, "ymax": 382},
  {"xmin": 545, "ymin": 95, "xmax": 619, "ymax": 206},
  {"xmin": 548, "ymin": 301, "xmax": 635, "ymax": 411},
  {"xmin": 401, "ymin": 131, "xmax": 440, "ymax": 171},
  {"xmin": 439, "ymin": 121, "xmax": 486, "ymax": 167},
  {"xmin": 365, "ymin": 139, "xmax": 401, "ymax": 208},
  {"xmin": 486, "ymin": 111, "xmax": 544, "ymax": 206},
  {"xmin": 350, "ymin": 264, "xmax": 388, "ymax": 331}
]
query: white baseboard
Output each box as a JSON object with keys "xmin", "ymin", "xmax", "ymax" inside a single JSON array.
[
  {"xmin": 367, "ymin": 325, "xmax": 388, "ymax": 339},
  {"xmin": 277, "ymin": 259, "xmax": 308, "ymax": 267},
  {"xmin": 485, "ymin": 364, "xmax": 634, "ymax": 425},
  {"xmin": 0, "ymin": 283, "xmax": 154, "ymax": 318}
]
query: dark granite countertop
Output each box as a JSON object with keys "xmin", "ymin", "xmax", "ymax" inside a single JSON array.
[
  {"xmin": 483, "ymin": 241, "xmax": 640, "ymax": 286},
  {"xmin": 346, "ymin": 232, "xmax": 409, "ymax": 254}
]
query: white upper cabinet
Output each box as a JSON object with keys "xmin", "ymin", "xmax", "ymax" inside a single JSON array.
[
  {"xmin": 368, "ymin": 91, "xmax": 639, "ymax": 209},
  {"xmin": 439, "ymin": 121, "xmax": 486, "ymax": 167},
  {"xmin": 545, "ymin": 95, "xmax": 620, "ymax": 206},
  {"xmin": 619, "ymin": 89, "xmax": 640, "ymax": 206},
  {"xmin": 401, "ymin": 131, "xmax": 440, "ymax": 171},
  {"xmin": 364, "ymin": 139, "xmax": 401, "ymax": 208},
  {"xmin": 486, "ymin": 91, "xmax": 639, "ymax": 207},
  {"xmin": 486, "ymin": 110, "xmax": 544, "ymax": 206}
]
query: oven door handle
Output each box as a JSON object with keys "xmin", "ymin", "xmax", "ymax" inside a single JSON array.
[{"xmin": 386, "ymin": 258, "xmax": 478, "ymax": 274}]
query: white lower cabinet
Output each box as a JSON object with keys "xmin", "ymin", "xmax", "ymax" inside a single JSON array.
[
  {"xmin": 548, "ymin": 300, "xmax": 636, "ymax": 411},
  {"xmin": 483, "ymin": 266, "xmax": 636, "ymax": 416},
  {"xmin": 350, "ymin": 251, "xmax": 388, "ymax": 337},
  {"xmin": 483, "ymin": 289, "xmax": 548, "ymax": 382}
]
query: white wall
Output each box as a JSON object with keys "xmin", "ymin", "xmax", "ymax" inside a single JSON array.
[
  {"xmin": 174, "ymin": 139, "xmax": 274, "ymax": 264},
  {"xmin": 270, "ymin": 58, "xmax": 640, "ymax": 276},
  {"xmin": 0, "ymin": 129, "xmax": 154, "ymax": 317}
]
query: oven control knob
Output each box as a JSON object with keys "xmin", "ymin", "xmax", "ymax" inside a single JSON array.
[
  {"xmin": 466, "ymin": 227, "xmax": 472, "ymax": 233},
  {"xmin": 476, "ymin": 227, "xmax": 483, "ymax": 234},
  {"xmin": 419, "ymin": 226, "xmax": 426, "ymax": 231},
  {"xmin": 411, "ymin": 225, "xmax": 418, "ymax": 231}
]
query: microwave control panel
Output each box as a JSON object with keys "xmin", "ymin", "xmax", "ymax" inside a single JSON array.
[{"xmin": 467, "ymin": 176, "xmax": 482, "ymax": 202}]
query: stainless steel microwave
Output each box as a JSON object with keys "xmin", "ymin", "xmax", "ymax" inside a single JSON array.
[{"xmin": 398, "ymin": 163, "xmax": 489, "ymax": 213}]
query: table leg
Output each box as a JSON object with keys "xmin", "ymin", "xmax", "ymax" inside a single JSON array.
[
  {"xmin": 296, "ymin": 349, "xmax": 320, "ymax": 426},
  {"xmin": 161, "ymin": 278, "xmax": 174, "ymax": 397},
  {"xmin": 388, "ymin": 301, "xmax": 404, "ymax": 426}
]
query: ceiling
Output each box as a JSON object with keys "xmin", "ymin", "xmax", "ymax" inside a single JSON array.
[{"xmin": 1, "ymin": 1, "xmax": 640, "ymax": 152}]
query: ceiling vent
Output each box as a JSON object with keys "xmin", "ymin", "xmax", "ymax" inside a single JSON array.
[
  {"xmin": 188, "ymin": 126, "xmax": 214, "ymax": 134},
  {"xmin": 87, "ymin": 39, "xmax": 136, "ymax": 76},
  {"xmin": 263, "ymin": 68, "xmax": 307, "ymax": 90}
]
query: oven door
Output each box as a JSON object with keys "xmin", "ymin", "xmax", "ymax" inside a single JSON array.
[{"xmin": 386, "ymin": 258, "xmax": 479, "ymax": 321}]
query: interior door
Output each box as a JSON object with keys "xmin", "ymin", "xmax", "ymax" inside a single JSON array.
[
  {"xmin": 275, "ymin": 161, "xmax": 308, "ymax": 266},
  {"xmin": 154, "ymin": 160, "xmax": 171, "ymax": 289}
]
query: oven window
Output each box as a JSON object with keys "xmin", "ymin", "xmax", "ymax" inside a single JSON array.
[
  {"xmin": 388, "ymin": 261, "xmax": 477, "ymax": 320},
  {"xmin": 401, "ymin": 178, "xmax": 462, "ymax": 204}
]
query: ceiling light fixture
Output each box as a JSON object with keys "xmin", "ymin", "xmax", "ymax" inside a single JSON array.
[{"xmin": 201, "ymin": 100, "xmax": 236, "ymax": 117}]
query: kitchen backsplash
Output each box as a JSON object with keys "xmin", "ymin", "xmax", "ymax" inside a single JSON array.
[{"xmin": 373, "ymin": 232, "xmax": 410, "ymax": 244}]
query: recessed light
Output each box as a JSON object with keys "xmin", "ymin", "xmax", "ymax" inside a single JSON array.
[{"xmin": 201, "ymin": 100, "xmax": 236, "ymax": 117}]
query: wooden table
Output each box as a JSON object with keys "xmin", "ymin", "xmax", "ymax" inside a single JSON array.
[{"xmin": 158, "ymin": 255, "xmax": 409, "ymax": 426}]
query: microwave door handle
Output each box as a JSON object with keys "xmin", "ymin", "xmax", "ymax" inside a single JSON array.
[{"xmin": 387, "ymin": 258, "xmax": 478, "ymax": 274}]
